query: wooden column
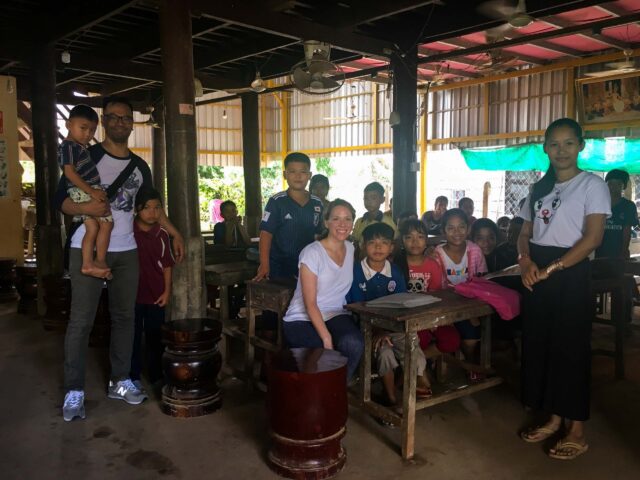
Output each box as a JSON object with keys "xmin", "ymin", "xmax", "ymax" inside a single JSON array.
[
  {"xmin": 241, "ymin": 92, "xmax": 262, "ymax": 237},
  {"xmin": 31, "ymin": 43, "xmax": 63, "ymax": 315},
  {"xmin": 391, "ymin": 47, "xmax": 418, "ymax": 219},
  {"xmin": 152, "ymin": 102, "xmax": 166, "ymax": 204},
  {"xmin": 159, "ymin": 0, "xmax": 205, "ymax": 319}
]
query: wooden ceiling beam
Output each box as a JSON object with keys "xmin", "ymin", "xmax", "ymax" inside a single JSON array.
[
  {"xmin": 332, "ymin": 1, "xmax": 442, "ymax": 29},
  {"xmin": 191, "ymin": 0, "xmax": 394, "ymax": 57},
  {"xmin": 543, "ymin": 16, "xmax": 630, "ymax": 50},
  {"xmin": 418, "ymin": 12, "xmax": 640, "ymax": 65},
  {"xmin": 433, "ymin": 39, "xmax": 545, "ymax": 66},
  {"xmin": 194, "ymin": 37, "xmax": 299, "ymax": 70}
]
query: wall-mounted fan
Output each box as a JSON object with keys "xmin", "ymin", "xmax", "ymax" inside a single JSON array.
[
  {"xmin": 291, "ymin": 41, "xmax": 345, "ymax": 95},
  {"xmin": 476, "ymin": 51, "xmax": 519, "ymax": 73},
  {"xmin": 133, "ymin": 107, "xmax": 160, "ymax": 128},
  {"xmin": 584, "ymin": 49, "xmax": 638, "ymax": 77},
  {"xmin": 225, "ymin": 71, "xmax": 267, "ymax": 94},
  {"xmin": 478, "ymin": 0, "xmax": 533, "ymax": 28}
]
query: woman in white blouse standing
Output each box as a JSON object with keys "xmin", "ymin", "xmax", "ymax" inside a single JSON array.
[
  {"xmin": 283, "ymin": 199, "xmax": 364, "ymax": 380},
  {"xmin": 517, "ymin": 118, "xmax": 611, "ymax": 460}
]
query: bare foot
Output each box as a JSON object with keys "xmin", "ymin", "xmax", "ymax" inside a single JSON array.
[
  {"xmin": 81, "ymin": 265, "xmax": 112, "ymax": 279},
  {"xmin": 94, "ymin": 259, "xmax": 109, "ymax": 269}
]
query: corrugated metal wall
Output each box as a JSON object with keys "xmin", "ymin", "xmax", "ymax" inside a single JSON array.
[{"xmin": 428, "ymin": 70, "xmax": 568, "ymax": 150}]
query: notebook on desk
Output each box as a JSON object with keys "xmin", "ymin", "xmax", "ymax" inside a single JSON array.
[{"xmin": 365, "ymin": 293, "xmax": 441, "ymax": 308}]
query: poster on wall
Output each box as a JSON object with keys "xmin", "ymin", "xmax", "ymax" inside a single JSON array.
[{"xmin": 0, "ymin": 139, "xmax": 7, "ymax": 197}]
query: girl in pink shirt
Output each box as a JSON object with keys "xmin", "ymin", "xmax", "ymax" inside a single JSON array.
[{"xmin": 434, "ymin": 208, "xmax": 488, "ymax": 381}]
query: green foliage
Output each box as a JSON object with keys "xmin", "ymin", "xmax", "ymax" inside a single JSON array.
[
  {"xmin": 197, "ymin": 163, "xmax": 283, "ymax": 227},
  {"xmin": 314, "ymin": 157, "xmax": 335, "ymax": 177}
]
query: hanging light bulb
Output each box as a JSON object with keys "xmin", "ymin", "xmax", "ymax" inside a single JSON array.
[
  {"xmin": 222, "ymin": 109, "xmax": 228, "ymax": 120},
  {"xmin": 61, "ymin": 50, "xmax": 71, "ymax": 64},
  {"xmin": 6, "ymin": 77, "xmax": 14, "ymax": 94}
]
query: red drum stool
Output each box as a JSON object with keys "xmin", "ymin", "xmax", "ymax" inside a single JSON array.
[{"xmin": 267, "ymin": 348, "xmax": 348, "ymax": 479}]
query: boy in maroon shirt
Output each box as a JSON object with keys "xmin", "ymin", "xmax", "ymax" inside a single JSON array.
[{"xmin": 130, "ymin": 187, "xmax": 174, "ymax": 392}]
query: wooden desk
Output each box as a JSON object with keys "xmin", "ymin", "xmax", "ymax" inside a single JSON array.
[
  {"xmin": 205, "ymin": 262, "xmax": 258, "ymax": 375},
  {"xmin": 245, "ymin": 279, "xmax": 296, "ymax": 388},
  {"xmin": 346, "ymin": 290, "xmax": 500, "ymax": 460}
]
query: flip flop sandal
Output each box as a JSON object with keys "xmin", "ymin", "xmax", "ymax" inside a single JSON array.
[
  {"xmin": 416, "ymin": 387, "xmax": 433, "ymax": 399},
  {"xmin": 548, "ymin": 441, "xmax": 589, "ymax": 460},
  {"xmin": 520, "ymin": 426, "xmax": 559, "ymax": 443}
]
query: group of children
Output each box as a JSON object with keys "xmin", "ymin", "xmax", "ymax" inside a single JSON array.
[
  {"xmin": 250, "ymin": 151, "xmax": 523, "ymax": 409},
  {"xmin": 58, "ymin": 105, "xmax": 173, "ymax": 393}
]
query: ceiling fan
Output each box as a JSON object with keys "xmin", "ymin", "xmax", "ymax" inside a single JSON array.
[
  {"xmin": 291, "ymin": 41, "xmax": 345, "ymax": 95},
  {"xmin": 584, "ymin": 49, "xmax": 638, "ymax": 77},
  {"xmin": 478, "ymin": 0, "xmax": 534, "ymax": 29},
  {"xmin": 225, "ymin": 71, "xmax": 267, "ymax": 94}
]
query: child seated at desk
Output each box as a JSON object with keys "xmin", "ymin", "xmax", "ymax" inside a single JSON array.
[
  {"xmin": 348, "ymin": 223, "xmax": 432, "ymax": 406},
  {"xmin": 434, "ymin": 208, "xmax": 488, "ymax": 381},
  {"xmin": 395, "ymin": 219, "xmax": 460, "ymax": 374},
  {"xmin": 213, "ymin": 200, "xmax": 251, "ymax": 248}
]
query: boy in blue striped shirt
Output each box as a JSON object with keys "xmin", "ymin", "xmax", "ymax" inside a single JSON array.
[{"xmin": 58, "ymin": 104, "xmax": 113, "ymax": 279}]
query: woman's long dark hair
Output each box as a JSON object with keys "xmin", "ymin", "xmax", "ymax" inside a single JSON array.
[
  {"xmin": 529, "ymin": 118, "xmax": 584, "ymax": 219},
  {"xmin": 395, "ymin": 219, "xmax": 429, "ymax": 284}
]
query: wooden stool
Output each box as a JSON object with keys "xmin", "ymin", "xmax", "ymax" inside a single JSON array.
[
  {"xmin": 245, "ymin": 279, "xmax": 295, "ymax": 387},
  {"xmin": 161, "ymin": 318, "xmax": 223, "ymax": 417},
  {"xmin": 267, "ymin": 348, "xmax": 348, "ymax": 479}
]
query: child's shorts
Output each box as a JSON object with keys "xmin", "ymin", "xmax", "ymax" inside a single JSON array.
[
  {"xmin": 418, "ymin": 325, "xmax": 460, "ymax": 352},
  {"xmin": 68, "ymin": 186, "xmax": 113, "ymax": 223},
  {"xmin": 454, "ymin": 319, "xmax": 481, "ymax": 341},
  {"xmin": 377, "ymin": 332, "xmax": 427, "ymax": 377}
]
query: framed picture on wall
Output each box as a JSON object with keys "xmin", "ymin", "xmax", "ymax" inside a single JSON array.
[{"xmin": 576, "ymin": 71, "xmax": 640, "ymax": 125}]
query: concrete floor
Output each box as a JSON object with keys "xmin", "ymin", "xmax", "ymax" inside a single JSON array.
[{"xmin": 1, "ymin": 302, "xmax": 640, "ymax": 480}]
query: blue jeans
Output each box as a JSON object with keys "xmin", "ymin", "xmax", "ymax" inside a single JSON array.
[{"xmin": 283, "ymin": 314, "xmax": 364, "ymax": 380}]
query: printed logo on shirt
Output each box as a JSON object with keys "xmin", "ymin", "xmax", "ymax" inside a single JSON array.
[
  {"xmin": 112, "ymin": 173, "xmax": 140, "ymax": 212},
  {"xmin": 262, "ymin": 211, "xmax": 271, "ymax": 222},
  {"xmin": 534, "ymin": 194, "xmax": 561, "ymax": 226},
  {"xmin": 388, "ymin": 280, "xmax": 396, "ymax": 292},
  {"xmin": 314, "ymin": 205, "xmax": 321, "ymax": 212},
  {"xmin": 408, "ymin": 272, "xmax": 430, "ymax": 293},
  {"xmin": 284, "ymin": 213, "xmax": 293, "ymax": 220},
  {"xmin": 359, "ymin": 282, "xmax": 367, "ymax": 291},
  {"xmin": 446, "ymin": 266, "xmax": 468, "ymax": 277},
  {"xmin": 313, "ymin": 212, "xmax": 320, "ymax": 226}
]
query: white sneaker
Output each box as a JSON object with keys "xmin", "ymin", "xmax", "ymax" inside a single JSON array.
[
  {"xmin": 63, "ymin": 390, "xmax": 86, "ymax": 421},
  {"xmin": 107, "ymin": 379, "xmax": 147, "ymax": 404}
]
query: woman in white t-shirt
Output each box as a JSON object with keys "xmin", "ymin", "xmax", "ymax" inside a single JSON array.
[
  {"xmin": 517, "ymin": 118, "xmax": 611, "ymax": 460},
  {"xmin": 283, "ymin": 199, "xmax": 364, "ymax": 380}
]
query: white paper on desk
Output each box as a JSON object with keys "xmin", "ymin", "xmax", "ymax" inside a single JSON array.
[
  {"xmin": 484, "ymin": 264, "xmax": 521, "ymax": 280},
  {"xmin": 365, "ymin": 293, "xmax": 441, "ymax": 308}
]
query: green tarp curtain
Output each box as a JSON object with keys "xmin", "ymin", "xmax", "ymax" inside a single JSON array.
[{"xmin": 461, "ymin": 138, "xmax": 640, "ymax": 174}]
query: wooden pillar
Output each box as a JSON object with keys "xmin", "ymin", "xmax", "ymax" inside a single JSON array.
[
  {"xmin": 391, "ymin": 47, "xmax": 418, "ymax": 219},
  {"xmin": 159, "ymin": 0, "xmax": 205, "ymax": 320},
  {"xmin": 152, "ymin": 102, "xmax": 166, "ymax": 204},
  {"xmin": 241, "ymin": 92, "xmax": 262, "ymax": 237},
  {"xmin": 31, "ymin": 43, "xmax": 63, "ymax": 315}
]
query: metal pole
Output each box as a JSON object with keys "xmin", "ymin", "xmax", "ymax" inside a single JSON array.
[
  {"xmin": 391, "ymin": 47, "xmax": 418, "ymax": 219},
  {"xmin": 151, "ymin": 101, "xmax": 166, "ymax": 205},
  {"xmin": 159, "ymin": 0, "xmax": 205, "ymax": 319},
  {"xmin": 241, "ymin": 92, "xmax": 262, "ymax": 237},
  {"xmin": 31, "ymin": 42, "xmax": 63, "ymax": 315}
]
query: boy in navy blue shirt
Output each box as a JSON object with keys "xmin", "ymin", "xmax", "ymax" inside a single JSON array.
[
  {"xmin": 348, "ymin": 223, "xmax": 431, "ymax": 407},
  {"xmin": 255, "ymin": 152, "xmax": 324, "ymax": 281}
]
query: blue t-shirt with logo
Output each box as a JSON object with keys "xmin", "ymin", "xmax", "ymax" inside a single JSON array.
[
  {"xmin": 348, "ymin": 259, "xmax": 407, "ymax": 303},
  {"xmin": 260, "ymin": 191, "xmax": 324, "ymax": 278}
]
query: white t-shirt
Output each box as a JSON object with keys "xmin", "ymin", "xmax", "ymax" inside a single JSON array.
[
  {"xmin": 71, "ymin": 149, "xmax": 150, "ymax": 252},
  {"xmin": 283, "ymin": 241, "xmax": 354, "ymax": 323},
  {"xmin": 519, "ymin": 171, "xmax": 611, "ymax": 248},
  {"xmin": 441, "ymin": 250, "xmax": 468, "ymax": 285}
]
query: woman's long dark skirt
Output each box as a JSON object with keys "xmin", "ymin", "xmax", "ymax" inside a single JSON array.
[{"xmin": 522, "ymin": 243, "xmax": 593, "ymax": 421}]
